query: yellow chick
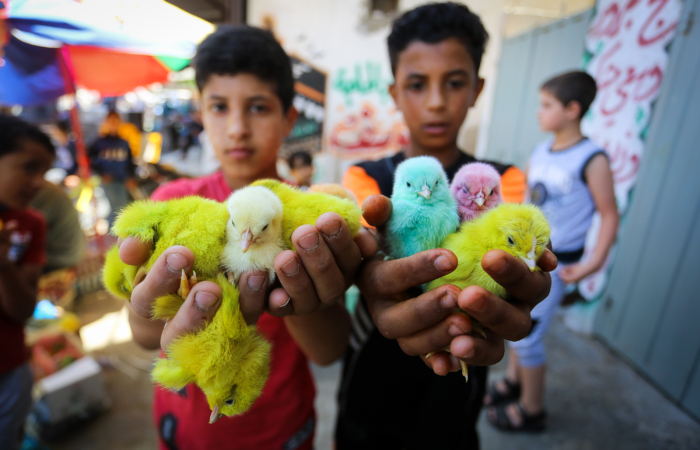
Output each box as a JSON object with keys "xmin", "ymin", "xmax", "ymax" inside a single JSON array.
[
  {"xmin": 307, "ymin": 183, "xmax": 358, "ymax": 203},
  {"xmin": 220, "ymin": 186, "xmax": 285, "ymax": 286},
  {"xmin": 103, "ymin": 196, "xmax": 272, "ymax": 421},
  {"xmin": 152, "ymin": 273, "xmax": 271, "ymax": 423},
  {"xmin": 252, "ymin": 179, "xmax": 363, "ymax": 248},
  {"xmin": 425, "ymin": 203, "xmax": 550, "ymax": 381}
]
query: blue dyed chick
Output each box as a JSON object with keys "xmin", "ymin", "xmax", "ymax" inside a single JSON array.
[{"xmin": 386, "ymin": 156, "xmax": 460, "ymax": 259}]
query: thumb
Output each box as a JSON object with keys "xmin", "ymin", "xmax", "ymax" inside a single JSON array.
[
  {"xmin": 161, "ymin": 280, "xmax": 222, "ymax": 351},
  {"xmin": 361, "ymin": 194, "xmax": 392, "ymax": 228}
]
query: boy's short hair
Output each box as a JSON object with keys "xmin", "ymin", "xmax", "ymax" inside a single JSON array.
[
  {"xmin": 0, "ymin": 114, "xmax": 55, "ymax": 158},
  {"xmin": 288, "ymin": 151, "xmax": 312, "ymax": 170},
  {"xmin": 193, "ymin": 25, "xmax": 295, "ymax": 112},
  {"xmin": 387, "ymin": 2, "xmax": 489, "ymax": 75},
  {"xmin": 541, "ymin": 71, "xmax": 597, "ymax": 119}
]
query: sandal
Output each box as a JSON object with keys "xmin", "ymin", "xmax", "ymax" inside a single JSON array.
[
  {"xmin": 487, "ymin": 401, "xmax": 546, "ymax": 432},
  {"xmin": 483, "ymin": 378, "xmax": 521, "ymax": 406}
]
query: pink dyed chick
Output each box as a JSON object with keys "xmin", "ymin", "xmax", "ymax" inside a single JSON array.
[{"xmin": 451, "ymin": 162, "xmax": 502, "ymax": 222}]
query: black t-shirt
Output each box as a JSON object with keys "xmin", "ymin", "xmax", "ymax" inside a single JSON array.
[{"xmin": 335, "ymin": 152, "xmax": 512, "ymax": 450}]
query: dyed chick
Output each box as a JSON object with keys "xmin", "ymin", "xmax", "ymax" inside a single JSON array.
[
  {"xmin": 220, "ymin": 185, "xmax": 285, "ymax": 286},
  {"xmin": 386, "ymin": 156, "xmax": 460, "ymax": 259},
  {"xmin": 425, "ymin": 203, "xmax": 550, "ymax": 381},
  {"xmin": 451, "ymin": 162, "xmax": 502, "ymax": 222},
  {"xmin": 103, "ymin": 196, "xmax": 272, "ymax": 421},
  {"xmin": 251, "ymin": 179, "xmax": 363, "ymax": 247}
]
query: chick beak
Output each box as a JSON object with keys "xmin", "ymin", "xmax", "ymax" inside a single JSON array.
[
  {"xmin": 474, "ymin": 192, "xmax": 486, "ymax": 207},
  {"xmin": 417, "ymin": 183, "xmax": 431, "ymax": 199},
  {"xmin": 209, "ymin": 405, "xmax": 222, "ymax": 424},
  {"xmin": 240, "ymin": 228, "xmax": 254, "ymax": 253},
  {"xmin": 518, "ymin": 237, "xmax": 538, "ymax": 271}
]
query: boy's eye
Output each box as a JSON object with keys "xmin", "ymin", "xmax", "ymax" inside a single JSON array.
[
  {"xmin": 447, "ymin": 79, "xmax": 466, "ymax": 89},
  {"xmin": 250, "ymin": 104, "xmax": 269, "ymax": 113},
  {"xmin": 210, "ymin": 103, "xmax": 227, "ymax": 113},
  {"xmin": 407, "ymin": 82, "xmax": 424, "ymax": 91}
]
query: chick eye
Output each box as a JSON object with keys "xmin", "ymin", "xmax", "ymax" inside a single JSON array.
[
  {"xmin": 231, "ymin": 220, "xmax": 235, "ymax": 227},
  {"xmin": 507, "ymin": 236, "xmax": 515, "ymax": 246},
  {"xmin": 262, "ymin": 224, "xmax": 268, "ymax": 231},
  {"xmin": 435, "ymin": 180, "xmax": 439, "ymax": 185},
  {"xmin": 225, "ymin": 398, "xmax": 235, "ymax": 406},
  {"xmin": 406, "ymin": 182, "xmax": 411, "ymax": 188}
]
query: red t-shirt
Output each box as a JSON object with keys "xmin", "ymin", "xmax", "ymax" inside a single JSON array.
[
  {"xmin": 150, "ymin": 172, "xmax": 316, "ymax": 450},
  {"xmin": 0, "ymin": 208, "xmax": 47, "ymax": 374}
]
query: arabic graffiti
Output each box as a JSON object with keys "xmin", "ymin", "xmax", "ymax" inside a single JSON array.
[
  {"xmin": 578, "ymin": 0, "xmax": 682, "ymax": 301},
  {"xmin": 332, "ymin": 61, "xmax": 393, "ymax": 106}
]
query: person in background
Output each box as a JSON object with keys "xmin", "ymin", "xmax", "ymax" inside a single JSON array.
[
  {"xmin": 89, "ymin": 111, "xmax": 137, "ymax": 226},
  {"xmin": 0, "ymin": 115, "xmax": 54, "ymax": 450},
  {"xmin": 45, "ymin": 119, "xmax": 78, "ymax": 176},
  {"xmin": 98, "ymin": 111, "xmax": 142, "ymax": 158},
  {"xmin": 287, "ymin": 151, "xmax": 315, "ymax": 188},
  {"xmin": 30, "ymin": 181, "xmax": 85, "ymax": 273},
  {"xmin": 485, "ymin": 71, "xmax": 618, "ymax": 432}
]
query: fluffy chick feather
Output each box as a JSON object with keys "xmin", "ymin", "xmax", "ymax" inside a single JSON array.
[
  {"xmin": 386, "ymin": 156, "xmax": 459, "ymax": 259},
  {"xmin": 451, "ymin": 162, "xmax": 503, "ymax": 222},
  {"xmin": 220, "ymin": 186, "xmax": 285, "ymax": 285},
  {"xmin": 251, "ymin": 179, "xmax": 363, "ymax": 248}
]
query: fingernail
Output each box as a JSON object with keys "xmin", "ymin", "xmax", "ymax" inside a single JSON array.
[
  {"xmin": 466, "ymin": 294, "xmax": 486, "ymax": 312},
  {"xmin": 441, "ymin": 291, "xmax": 456, "ymax": 310},
  {"xmin": 247, "ymin": 275, "xmax": 266, "ymax": 291},
  {"xmin": 298, "ymin": 232, "xmax": 319, "ymax": 250},
  {"xmin": 487, "ymin": 258, "xmax": 507, "ymax": 274},
  {"xmin": 463, "ymin": 347, "xmax": 475, "ymax": 360},
  {"xmin": 279, "ymin": 297, "xmax": 291, "ymax": 309},
  {"xmin": 448, "ymin": 324, "xmax": 466, "ymax": 337},
  {"xmin": 281, "ymin": 257, "xmax": 299, "ymax": 276},
  {"xmin": 166, "ymin": 253, "xmax": 188, "ymax": 273},
  {"xmin": 321, "ymin": 220, "xmax": 342, "ymax": 238},
  {"xmin": 194, "ymin": 291, "xmax": 220, "ymax": 312},
  {"xmin": 434, "ymin": 255, "xmax": 454, "ymax": 272}
]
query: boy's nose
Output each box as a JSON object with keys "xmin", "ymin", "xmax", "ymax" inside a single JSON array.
[
  {"xmin": 426, "ymin": 85, "xmax": 446, "ymax": 111},
  {"xmin": 227, "ymin": 114, "xmax": 251, "ymax": 140}
]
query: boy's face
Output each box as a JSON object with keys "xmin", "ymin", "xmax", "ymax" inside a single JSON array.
[
  {"xmin": 201, "ymin": 74, "xmax": 297, "ymax": 183},
  {"xmin": 537, "ymin": 90, "xmax": 580, "ymax": 132},
  {"xmin": 0, "ymin": 140, "xmax": 54, "ymax": 209},
  {"xmin": 389, "ymin": 38, "xmax": 484, "ymax": 153}
]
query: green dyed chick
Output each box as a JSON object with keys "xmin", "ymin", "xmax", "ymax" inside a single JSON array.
[
  {"xmin": 425, "ymin": 203, "xmax": 550, "ymax": 381},
  {"xmin": 102, "ymin": 196, "xmax": 271, "ymax": 422},
  {"xmin": 251, "ymin": 179, "xmax": 363, "ymax": 247}
]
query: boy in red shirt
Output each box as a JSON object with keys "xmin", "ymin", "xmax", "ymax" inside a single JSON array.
[{"xmin": 0, "ymin": 115, "xmax": 54, "ymax": 450}]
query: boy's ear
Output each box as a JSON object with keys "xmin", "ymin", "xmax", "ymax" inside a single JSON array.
[
  {"xmin": 470, "ymin": 78, "xmax": 485, "ymax": 107},
  {"xmin": 283, "ymin": 106, "xmax": 299, "ymax": 136},
  {"xmin": 389, "ymin": 83, "xmax": 399, "ymax": 110},
  {"xmin": 565, "ymin": 101, "xmax": 582, "ymax": 121}
]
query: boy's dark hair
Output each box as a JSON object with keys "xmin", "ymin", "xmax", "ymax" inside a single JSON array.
[
  {"xmin": 387, "ymin": 2, "xmax": 489, "ymax": 75},
  {"xmin": 541, "ymin": 71, "xmax": 597, "ymax": 119},
  {"xmin": 288, "ymin": 151, "xmax": 313, "ymax": 169},
  {"xmin": 0, "ymin": 114, "xmax": 56, "ymax": 158},
  {"xmin": 193, "ymin": 25, "xmax": 295, "ymax": 112}
]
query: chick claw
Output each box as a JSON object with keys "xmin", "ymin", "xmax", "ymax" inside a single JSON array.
[
  {"xmin": 425, "ymin": 347, "xmax": 469, "ymax": 383},
  {"xmin": 177, "ymin": 270, "xmax": 198, "ymax": 298}
]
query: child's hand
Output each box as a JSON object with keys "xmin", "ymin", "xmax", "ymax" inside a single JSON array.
[
  {"xmin": 356, "ymin": 194, "xmax": 557, "ymax": 375},
  {"xmin": 0, "ymin": 220, "xmax": 18, "ymax": 268},
  {"xmin": 558, "ymin": 262, "xmax": 595, "ymax": 284}
]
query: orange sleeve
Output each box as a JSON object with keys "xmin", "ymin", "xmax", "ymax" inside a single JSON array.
[
  {"xmin": 501, "ymin": 166, "xmax": 526, "ymax": 204},
  {"xmin": 342, "ymin": 165, "xmax": 382, "ymax": 227}
]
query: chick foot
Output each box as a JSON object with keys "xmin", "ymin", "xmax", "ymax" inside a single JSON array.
[{"xmin": 177, "ymin": 270, "xmax": 198, "ymax": 298}]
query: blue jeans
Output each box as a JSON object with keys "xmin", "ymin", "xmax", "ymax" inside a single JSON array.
[{"xmin": 0, "ymin": 363, "xmax": 33, "ymax": 450}]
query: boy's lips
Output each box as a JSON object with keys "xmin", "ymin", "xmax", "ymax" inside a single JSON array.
[
  {"xmin": 225, "ymin": 147, "xmax": 254, "ymax": 160},
  {"xmin": 422, "ymin": 122, "xmax": 451, "ymax": 136}
]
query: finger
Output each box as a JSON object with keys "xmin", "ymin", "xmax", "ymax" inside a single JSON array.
[
  {"xmin": 481, "ymin": 249, "xmax": 552, "ymax": 305},
  {"xmin": 354, "ymin": 227, "xmax": 378, "ymax": 259},
  {"xmin": 422, "ymin": 352, "xmax": 462, "ymax": 375},
  {"xmin": 316, "ymin": 212, "xmax": 363, "ymax": 287},
  {"xmin": 356, "ymin": 249, "xmax": 457, "ymax": 297},
  {"xmin": 370, "ymin": 284, "xmax": 462, "ymax": 340},
  {"xmin": 538, "ymin": 248, "xmax": 558, "ymax": 272},
  {"xmin": 118, "ymin": 236, "xmax": 154, "ymax": 266},
  {"xmin": 161, "ymin": 280, "xmax": 222, "ymax": 350},
  {"xmin": 457, "ymin": 286, "xmax": 533, "ymax": 342},
  {"xmin": 131, "ymin": 245, "xmax": 194, "ymax": 318},
  {"xmin": 273, "ymin": 249, "xmax": 321, "ymax": 315},
  {"xmin": 238, "ymin": 270, "xmax": 268, "ymax": 325},
  {"xmin": 292, "ymin": 224, "xmax": 347, "ymax": 306},
  {"xmin": 266, "ymin": 287, "xmax": 293, "ymax": 317},
  {"xmin": 450, "ymin": 331, "xmax": 505, "ymax": 366},
  {"xmin": 394, "ymin": 310, "xmax": 473, "ymax": 356},
  {"xmin": 361, "ymin": 194, "xmax": 392, "ymax": 228}
]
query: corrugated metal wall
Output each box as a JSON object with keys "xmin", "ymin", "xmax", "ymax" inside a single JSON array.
[
  {"xmin": 484, "ymin": 9, "xmax": 593, "ymax": 168},
  {"xmin": 594, "ymin": 0, "xmax": 700, "ymax": 419}
]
